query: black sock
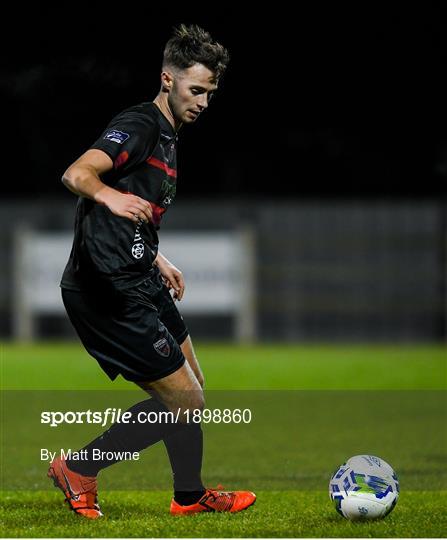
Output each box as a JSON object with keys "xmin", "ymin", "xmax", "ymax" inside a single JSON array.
[
  {"xmin": 163, "ymin": 421, "xmax": 205, "ymax": 500},
  {"xmin": 67, "ymin": 398, "xmax": 181, "ymax": 476},
  {"xmin": 174, "ymin": 490, "xmax": 206, "ymax": 506}
]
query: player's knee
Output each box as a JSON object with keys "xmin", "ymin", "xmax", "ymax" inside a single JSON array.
[
  {"xmin": 183, "ymin": 389, "xmax": 204, "ymax": 412},
  {"xmin": 175, "ymin": 400, "xmax": 205, "ymax": 425},
  {"xmin": 170, "ymin": 388, "xmax": 204, "ymax": 422},
  {"xmin": 192, "ymin": 391, "xmax": 205, "ymax": 412}
]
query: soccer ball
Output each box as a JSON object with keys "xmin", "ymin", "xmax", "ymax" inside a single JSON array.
[{"xmin": 329, "ymin": 455, "xmax": 399, "ymax": 520}]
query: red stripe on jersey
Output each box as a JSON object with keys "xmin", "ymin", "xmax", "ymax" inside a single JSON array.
[
  {"xmin": 114, "ymin": 150, "xmax": 129, "ymax": 169},
  {"xmin": 147, "ymin": 156, "xmax": 177, "ymax": 178},
  {"xmin": 150, "ymin": 202, "xmax": 166, "ymax": 226}
]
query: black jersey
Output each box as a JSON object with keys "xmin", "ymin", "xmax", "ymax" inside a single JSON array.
[{"xmin": 61, "ymin": 102, "xmax": 178, "ymax": 292}]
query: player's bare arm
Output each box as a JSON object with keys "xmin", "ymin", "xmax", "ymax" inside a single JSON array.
[
  {"xmin": 155, "ymin": 251, "xmax": 185, "ymax": 300},
  {"xmin": 62, "ymin": 149, "xmax": 153, "ymax": 224}
]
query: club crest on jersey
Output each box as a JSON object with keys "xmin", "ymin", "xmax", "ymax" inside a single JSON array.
[
  {"xmin": 132, "ymin": 243, "xmax": 144, "ymax": 259},
  {"xmin": 104, "ymin": 130, "xmax": 130, "ymax": 144},
  {"xmin": 153, "ymin": 337, "xmax": 170, "ymax": 357}
]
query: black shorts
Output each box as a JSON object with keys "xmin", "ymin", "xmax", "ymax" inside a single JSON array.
[{"xmin": 61, "ymin": 270, "xmax": 188, "ymax": 382}]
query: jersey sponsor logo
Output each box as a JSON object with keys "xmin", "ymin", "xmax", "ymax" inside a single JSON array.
[
  {"xmin": 132, "ymin": 243, "xmax": 145, "ymax": 259},
  {"xmin": 104, "ymin": 130, "xmax": 130, "ymax": 144},
  {"xmin": 153, "ymin": 337, "xmax": 170, "ymax": 357},
  {"xmin": 160, "ymin": 179, "xmax": 176, "ymax": 207}
]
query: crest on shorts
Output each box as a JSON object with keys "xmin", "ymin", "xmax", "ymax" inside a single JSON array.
[{"xmin": 153, "ymin": 337, "xmax": 170, "ymax": 357}]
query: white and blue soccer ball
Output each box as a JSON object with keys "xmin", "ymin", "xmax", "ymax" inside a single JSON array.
[{"xmin": 329, "ymin": 455, "xmax": 399, "ymax": 520}]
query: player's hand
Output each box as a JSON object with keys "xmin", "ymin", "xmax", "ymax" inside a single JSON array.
[
  {"xmin": 155, "ymin": 254, "xmax": 185, "ymax": 301},
  {"xmin": 96, "ymin": 186, "xmax": 153, "ymax": 224}
]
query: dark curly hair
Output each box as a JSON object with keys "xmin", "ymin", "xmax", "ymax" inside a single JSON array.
[{"xmin": 163, "ymin": 24, "xmax": 230, "ymax": 80}]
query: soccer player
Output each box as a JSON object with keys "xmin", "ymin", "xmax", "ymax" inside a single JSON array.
[{"xmin": 48, "ymin": 24, "xmax": 256, "ymax": 519}]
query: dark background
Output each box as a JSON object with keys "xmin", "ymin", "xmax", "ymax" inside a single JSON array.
[{"xmin": 3, "ymin": 4, "xmax": 447, "ymax": 200}]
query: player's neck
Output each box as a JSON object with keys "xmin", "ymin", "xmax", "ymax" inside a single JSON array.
[{"xmin": 153, "ymin": 94, "xmax": 182, "ymax": 132}]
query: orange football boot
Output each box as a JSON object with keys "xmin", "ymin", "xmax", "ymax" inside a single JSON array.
[
  {"xmin": 48, "ymin": 457, "xmax": 102, "ymax": 519},
  {"xmin": 170, "ymin": 487, "xmax": 256, "ymax": 514}
]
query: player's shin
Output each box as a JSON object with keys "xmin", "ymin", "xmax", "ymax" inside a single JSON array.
[
  {"xmin": 66, "ymin": 398, "xmax": 184, "ymax": 477},
  {"xmin": 164, "ymin": 421, "xmax": 205, "ymax": 505}
]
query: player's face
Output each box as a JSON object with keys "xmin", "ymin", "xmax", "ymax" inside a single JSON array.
[{"xmin": 167, "ymin": 64, "xmax": 218, "ymax": 125}]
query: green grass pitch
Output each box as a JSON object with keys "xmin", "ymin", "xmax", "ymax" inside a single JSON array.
[{"xmin": 1, "ymin": 342, "xmax": 446, "ymax": 537}]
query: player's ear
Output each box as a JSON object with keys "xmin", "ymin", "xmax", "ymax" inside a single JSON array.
[{"xmin": 161, "ymin": 71, "xmax": 174, "ymax": 92}]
